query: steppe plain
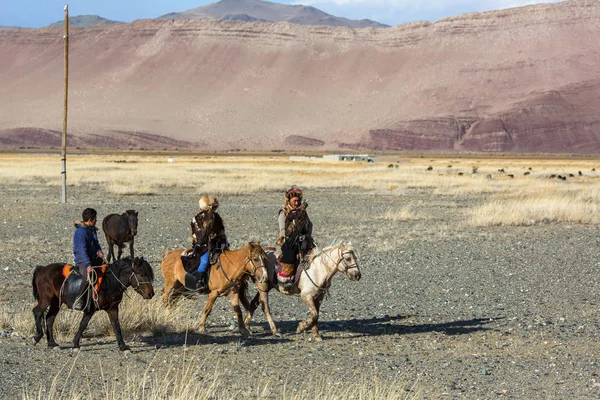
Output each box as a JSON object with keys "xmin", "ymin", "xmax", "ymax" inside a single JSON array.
[{"xmin": 0, "ymin": 153, "xmax": 600, "ymax": 399}]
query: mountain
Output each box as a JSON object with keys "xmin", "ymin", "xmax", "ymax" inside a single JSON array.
[
  {"xmin": 49, "ymin": 15, "xmax": 124, "ymax": 28},
  {"xmin": 1, "ymin": 0, "xmax": 599, "ymax": 153},
  {"xmin": 157, "ymin": 0, "xmax": 389, "ymax": 29}
]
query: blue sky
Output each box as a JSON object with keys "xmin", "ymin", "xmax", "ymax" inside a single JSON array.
[{"xmin": 2, "ymin": 0, "xmax": 562, "ymax": 28}]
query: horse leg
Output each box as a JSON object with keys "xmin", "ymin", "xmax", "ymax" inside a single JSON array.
[
  {"xmin": 198, "ymin": 291, "xmax": 219, "ymax": 333},
  {"xmin": 129, "ymin": 241, "xmax": 134, "ymax": 260},
  {"xmin": 107, "ymin": 240, "xmax": 115, "ymax": 263},
  {"xmin": 259, "ymin": 290, "xmax": 282, "ymax": 337},
  {"xmin": 44, "ymin": 297, "xmax": 61, "ymax": 348},
  {"xmin": 244, "ymin": 289, "xmax": 281, "ymax": 338},
  {"xmin": 297, "ymin": 293, "xmax": 319, "ymax": 336},
  {"xmin": 310, "ymin": 293, "xmax": 325, "ymax": 341},
  {"xmin": 117, "ymin": 244, "xmax": 123, "ymax": 261},
  {"xmin": 240, "ymin": 290, "xmax": 255, "ymax": 330},
  {"xmin": 72, "ymin": 310, "xmax": 94, "ymax": 350},
  {"xmin": 106, "ymin": 307, "xmax": 129, "ymax": 351},
  {"xmin": 228, "ymin": 291, "xmax": 250, "ymax": 337},
  {"xmin": 32, "ymin": 298, "xmax": 50, "ymax": 345}
]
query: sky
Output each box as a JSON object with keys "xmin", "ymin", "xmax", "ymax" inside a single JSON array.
[{"xmin": 1, "ymin": 0, "xmax": 563, "ymax": 28}]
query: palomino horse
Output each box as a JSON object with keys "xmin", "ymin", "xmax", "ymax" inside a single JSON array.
[
  {"xmin": 102, "ymin": 210, "xmax": 138, "ymax": 263},
  {"xmin": 31, "ymin": 257, "xmax": 155, "ymax": 351},
  {"xmin": 161, "ymin": 241, "xmax": 267, "ymax": 336},
  {"xmin": 240, "ymin": 241, "xmax": 361, "ymax": 341}
]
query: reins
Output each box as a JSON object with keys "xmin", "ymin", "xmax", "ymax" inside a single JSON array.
[
  {"xmin": 302, "ymin": 246, "xmax": 357, "ymax": 293},
  {"xmin": 216, "ymin": 247, "xmax": 263, "ymax": 289}
]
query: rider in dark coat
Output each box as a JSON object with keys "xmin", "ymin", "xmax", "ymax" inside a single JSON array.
[
  {"xmin": 189, "ymin": 195, "xmax": 228, "ymax": 292},
  {"xmin": 72, "ymin": 208, "xmax": 105, "ymax": 310},
  {"xmin": 276, "ymin": 187, "xmax": 314, "ymax": 287}
]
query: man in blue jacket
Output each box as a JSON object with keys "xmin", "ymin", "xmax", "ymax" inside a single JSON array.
[{"xmin": 73, "ymin": 208, "xmax": 105, "ymax": 310}]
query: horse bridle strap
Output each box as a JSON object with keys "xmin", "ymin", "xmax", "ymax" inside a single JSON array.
[{"xmin": 337, "ymin": 251, "xmax": 358, "ymax": 272}]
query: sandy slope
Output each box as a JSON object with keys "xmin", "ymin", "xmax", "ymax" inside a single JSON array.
[{"xmin": 1, "ymin": 0, "xmax": 599, "ymax": 152}]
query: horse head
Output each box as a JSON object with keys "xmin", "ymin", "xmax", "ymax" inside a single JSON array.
[
  {"xmin": 332, "ymin": 242, "xmax": 361, "ymax": 281},
  {"xmin": 247, "ymin": 241, "xmax": 268, "ymax": 284},
  {"xmin": 129, "ymin": 256, "xmax": 155, "ymax": 299},
  {"xmin": 125, "ymin": 210, "xmax": 138, "ymax": 236}
]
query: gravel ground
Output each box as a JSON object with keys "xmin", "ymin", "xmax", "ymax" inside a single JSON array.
[{"xmin": 1, "ymin": 183, "xmax": 600, "ymax": 399}]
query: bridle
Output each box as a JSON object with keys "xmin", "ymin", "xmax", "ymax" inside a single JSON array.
[
  {"xmin": 336, "ymin": 249, "xmax": 359, "ymax": 273},
  {"xmin": 217, "ymin": 247, "xmax": 267, "ymax": 287}
]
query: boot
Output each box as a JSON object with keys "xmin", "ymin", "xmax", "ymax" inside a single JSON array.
[
  {"xmin": 193, "ymin": 271, "xmax": 209, "ymax": 293},
  {"xmin": 72, "ymin": 286, "xmax": 89, "ymax": 311},
  {"xmin": 277, "ymin": 262, "xmax": 296, "ymax": 289}
]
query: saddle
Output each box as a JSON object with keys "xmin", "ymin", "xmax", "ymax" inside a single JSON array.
[
  {"xmin": 275, "ymin": 251, "xmax": 311, "ymax": 288},
  {"xmin": 61, "ymin": 264, "xmax": 107, "ymax": 310}
]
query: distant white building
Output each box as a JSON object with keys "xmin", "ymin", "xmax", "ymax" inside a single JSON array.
[{"xmin": 323, "ymin": 154, "xmax": 377, "ymax": 162}]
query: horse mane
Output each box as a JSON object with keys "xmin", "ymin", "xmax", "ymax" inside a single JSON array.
[
  {"xmin": 308, "ymin": 240, "xmax": 355, "ymax": 264},
  {"xmin": 106, "ymin": 256, "xmax": 154, "ymax": 283}
]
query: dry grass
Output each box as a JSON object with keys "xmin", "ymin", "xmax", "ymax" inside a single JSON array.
[
  {"xmin": 22, "ymin": 350, "xmax": 421, "ymax": 400},
  {"xmin": 1, "ymin": 153, "xmax": 599, "ymax": 227},
  {"xmin": 4, "ymin": 293, "xmax": 199, "ymax": 341},
  {"xmin": 383, "ymin": 206, "xmax": 425, "ymax": 221},
  {"xmin": 469, "ymin": 189, "xmax": 600, "ymax": 226}
]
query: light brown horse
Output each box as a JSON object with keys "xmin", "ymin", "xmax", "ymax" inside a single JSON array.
[
  {"xmin": 240, "ymin": 241, "xmax": 361, "ymax": 341},
  {"xmin": 161, "ymin": 241, "xmax": 267, "ymax": 336}
]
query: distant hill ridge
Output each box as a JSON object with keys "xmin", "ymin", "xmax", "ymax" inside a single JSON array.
[
  {"xmin": 1, "ymin": 0, "xmax": 599, "ymax": 153},
  {"xmin": 158, "ymin": 0, "xmax": 389, "ymax": 28},
  {"xmin": 44, "ymin": 0, "xmax": 388, "ymax": 29},
  {"xmin": 49, "ymin": 15, "xmax": 124, "ymax": 27}
]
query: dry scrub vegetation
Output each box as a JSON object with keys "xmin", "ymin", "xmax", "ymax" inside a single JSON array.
[{"xmin": 1, "ymin": 153, "xmax": 598, "ymax": 227}]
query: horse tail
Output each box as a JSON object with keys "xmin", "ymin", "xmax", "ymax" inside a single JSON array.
[
  {"xmin": 239, "ymin": 278, "xmax": 249, "ymax": 305},
  {"xmin": 32, "ymin": 265, "xmax": 43, "ymax": 301}
]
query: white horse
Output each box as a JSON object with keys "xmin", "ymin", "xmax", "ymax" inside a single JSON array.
[{"xmin": 240, "ymin": 241, "xmax": 361, "ymax": 341}]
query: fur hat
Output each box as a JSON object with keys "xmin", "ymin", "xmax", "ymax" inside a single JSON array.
[
  {"xmin": 199, "ymin": 195, "xmax": 219, "ymax": 211},
  {"xmin": 285, "ymin": 186, "xmax": 302, "ymax": 203}
]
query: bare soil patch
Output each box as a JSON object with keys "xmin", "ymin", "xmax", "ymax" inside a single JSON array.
[{"xmin": 1, "ymin": 180, "xmax": 599, "ymax": 399}]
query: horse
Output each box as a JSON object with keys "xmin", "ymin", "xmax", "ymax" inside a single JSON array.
[
  {"xmin": 31, "ymin": 256, "xmax": 155, "ymax": 351},
  {"xmin": 102, "ymin": 210, "xmax": 138, "ymax": 263},
  {"xmin": 160, "ymin": 241, "xmax": 268, "ymax": 336},
  {"xmin": 240, "ymin": 241, "xmax": 361, "ymax": 341}
]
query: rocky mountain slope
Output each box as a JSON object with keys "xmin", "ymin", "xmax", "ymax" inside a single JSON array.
[
  {"xmin": 157, "ymin": 0, "xmax": 389, "ymax": 29},
  {"xmin": 1, "ymin": 0, "xmax": 599, "ymax": 152}
]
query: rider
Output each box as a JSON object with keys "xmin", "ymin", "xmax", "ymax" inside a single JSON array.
[
  {"xmin": 190, "ymin": 195, "xmax": 228, "ymax": 292},
  {"xmin": 73, "ymin": 208, "xmax": 105, "ymax": 310},
  {"xmin": 276, "ymin": 186, "xmax": 314, "ymax": 286}
]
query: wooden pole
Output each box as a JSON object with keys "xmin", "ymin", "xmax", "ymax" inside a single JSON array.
[{"xmin": 61, "ymin": 4, "xmax": 69, "ymax": 203}]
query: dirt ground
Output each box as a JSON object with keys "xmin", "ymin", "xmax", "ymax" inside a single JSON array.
[{"xmin": 1, "ymin": 182, "xmax": 600, "ymax": 399}]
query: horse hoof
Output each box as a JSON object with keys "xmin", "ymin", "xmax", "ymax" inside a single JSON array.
[
  {"xmin": 32, "ymin": 336, "xmax": 41, "ymax": 345},
  {"xmin": 122, "ymin": 348, "xmax": 131, "ymax": 354},
  {"xmin": 273, "ymin": 331, "xmax": 283, "ymax": 338},
  {"xmin": 239, "ymin": 329, "xmax": 250, "ymax": 337},
  {"xmin": 72, "ymin": 347, "xmax": 80, "ymax": 352},
  {"xmin": 312, "ymin": 335, "xmax": 323, "ymax": 342}
]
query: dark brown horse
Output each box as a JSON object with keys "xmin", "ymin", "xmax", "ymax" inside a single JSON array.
[
  {"xmin": 31, "ymin": 256, "xmax": 154, "ymax": 351},
  {"xmin": 102, "ymin": 210, "xmax": 138, "ymax": 263}
]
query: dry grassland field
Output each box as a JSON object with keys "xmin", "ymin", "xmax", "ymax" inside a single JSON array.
[{"xmin": 1, "ymin": 152, "xmax": 600, "ymax": 399}]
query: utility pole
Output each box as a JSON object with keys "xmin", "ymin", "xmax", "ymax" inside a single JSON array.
[{"xmin": 61, "ymin": 4, "xmax": 69, "ymax": 203}]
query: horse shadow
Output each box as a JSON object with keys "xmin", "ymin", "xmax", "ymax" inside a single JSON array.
[
  {"xmin": 138, "ymin": 325, "xmax": 290, "ymax": 349},
  {"xmin": 252, "ymin": 315, "xmax": 502, "ymax": 338}
]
